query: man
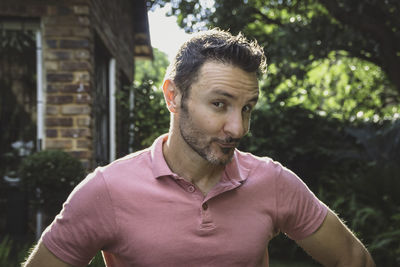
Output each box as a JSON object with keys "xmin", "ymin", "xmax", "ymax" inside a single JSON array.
[{"xmin": 24, "ymin": 29, "xmax": 375, "ymax": 266}]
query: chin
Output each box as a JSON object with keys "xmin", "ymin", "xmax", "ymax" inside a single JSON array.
[{"xmin": 206, "ymin": 151, "xmax": 234, "ymax": 166}]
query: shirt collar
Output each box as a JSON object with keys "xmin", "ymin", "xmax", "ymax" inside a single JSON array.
[
  {"xmin": 150, "ymin": 134, "xmax": 175, "ymax": 178},
  {"xmin": 223, "ymin": 149, "xmax": 251, "ymax": 185},
  {"xmin": 150, "ymin": 134, "xmax": 250, "ymax": 183}
]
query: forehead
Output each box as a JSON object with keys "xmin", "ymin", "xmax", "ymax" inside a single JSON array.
[{"xmin": 192, "ymin": 61, "xmax": 259, "ymax": 97}]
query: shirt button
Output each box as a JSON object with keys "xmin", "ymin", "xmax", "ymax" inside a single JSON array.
[
  {"xmin": 202, "ymin": 203, "xmax": 208, "ymax": 210},
  {"xmin": 187, "ymin": 185, "xmax": 195, "ymax": 193}
]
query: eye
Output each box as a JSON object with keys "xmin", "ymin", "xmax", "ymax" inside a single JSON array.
[
  {"xmin": 212, "ymin": 102, "xmax": 225, "ymax": 109},
  {"xmin": 242, "ymin": 105, "xmax": 253, "ymax": 113}
]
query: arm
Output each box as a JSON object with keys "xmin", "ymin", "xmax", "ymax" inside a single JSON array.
[
  {"xmin": 23, "ymin": 241, "xmax": 75, "ymax": 267},
  {"xmin": 296, "ymin": 209, "xmax": 375, "ymax": 267}
]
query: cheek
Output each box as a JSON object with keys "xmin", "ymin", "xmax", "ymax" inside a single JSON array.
[
  {"xmin": 202, "ymin": 116, "xmax": 223, "ymax": 133},
  {"xmin": 190, "ymin": 106, "xmax": 224, "ymax": 132}
]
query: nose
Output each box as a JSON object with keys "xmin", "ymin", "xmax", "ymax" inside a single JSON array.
[{"xmin": 223, "ymin": 111, "xmax": 248, "ymax": 139}]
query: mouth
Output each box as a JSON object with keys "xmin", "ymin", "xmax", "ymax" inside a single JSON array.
[
  {"xmin": 217, "ymin": 142, "xmax": 237, "ymax": 148},
  {"xmin": 214, "ymin": 136, "xmax": 240, "ymax": 148}
]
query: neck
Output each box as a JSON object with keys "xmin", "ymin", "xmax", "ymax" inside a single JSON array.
[{"xmin": 163, "ymin": 129, "xmax": 224, "ymax": 194}]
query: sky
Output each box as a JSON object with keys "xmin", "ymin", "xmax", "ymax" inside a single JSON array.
[{"xmin": 147, "ymin": 5, "xmax": 191, "ymax": 62}]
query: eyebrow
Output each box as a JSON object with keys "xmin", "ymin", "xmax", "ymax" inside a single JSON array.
[{"xmin": 212, "ymin": 89, "xmax": 259, "ymax": 103}]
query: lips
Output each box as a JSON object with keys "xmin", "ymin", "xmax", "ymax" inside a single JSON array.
[{"xmin": 216, "ymin": 142, "xmax": 237, "ymax": 148}]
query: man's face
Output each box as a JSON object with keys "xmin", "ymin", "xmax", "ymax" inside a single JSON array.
[{"xmin": 178, "ymin": 61, "xmax": 259, "ymax": 165}]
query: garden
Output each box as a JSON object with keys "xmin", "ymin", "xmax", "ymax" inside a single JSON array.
[{"xmin": 1, "ymin": 0, "xmax": 399, "ymax": 265}]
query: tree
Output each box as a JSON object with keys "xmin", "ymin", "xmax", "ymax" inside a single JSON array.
[
  {"xmin": 145, "ymin": 1, "xmax": 400, "ymax": 264},
  {"xmin": 132, "ymin": 48, "xmax": 170, "ymax": 150},
  {"xmin": 149, "ymin": 0, "xmax": 399, "ymax": 120}
]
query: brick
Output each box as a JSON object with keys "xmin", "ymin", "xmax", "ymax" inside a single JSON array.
[
  {"xmin": 47, "ymin": 95, "xmax": 74, "ymax": 104},
  {"xmin": 73, "ymin": 5, "xmax": 89, "ymax": 15},
  {"xmin": 56, "ymin": 6, "xmax": 73, "ymax": 16},
  {"xmin": 69, "ymin": 150, "xmax": 90, "ymax": 159},
  {"xmin": 46, "ymin": 117, "xmax": 73, "ymax": 127},
  {"xmin": 60, "ymin": 61, "xmax": 90, "ymax": 71},
  {"xmin": 62, "ymin": 84, "xmax": 90, "ymax": 93},
  {"xmin": 45, "ymin": 139, "xmax": 72, "ymax": 149},
  {"xmin": 29, "ymin": 5, "xmax": 47, "ymax": 16},
  {"xmin": 62, "ymin": 105, "xmax": 90, "ymax": 115},
  {"xmin": 44, "ymin": 27, "xmax": 73, "ymax": 37},
  {"xmin": 77, "ymin": 139, "xmax": 91, "ymax": 149},
  {"xmin": 45, "ymin": 51, "xmax": 72, "ymax": 60},
  {"xmin": 44, "ymin": 61, "xmax": 58, "ymax": 71},
  {"xmin": 46, "ymin": 39, "xmax": 58, "ymax": 48},
  {"xmin": 72, "ymin": 27, "xmax": 91, "ymax": 38},
  {"xmin": 43, "ymin": 15, "xmax": 80, "ymax": 26},
  {"xmin": 77, "ymin": 16, "xmax": 90, "ymax": 26},
  {"xmin": 46, "ymin": 105, "xmax": 59, "ymax": 115},
  {"xmin": 76, "ymin": 93, "xmax": 91, "ymax": 104},
  {"xmin": 46, "ymin": 6, "xmax": 58, "ymax": 16},
  {"xmin": 73, "ymin": 72, "xmax": 90, "ymax": 83},
  {"xmin": 46, "ymin": 129, "xmax": 58, "ymax": 138},
  {"xmin": 77, "ymin": 116, "xmax": 91, "ymax": 127},
  {"xmin": 47, "ymin": 84, "xmax": 62, "ymax": 93},
  {"xmin": 60, "ymin": 128, "xmax": 90, "ymax": 138},
  {"xmin": 47, "ymin": 73, "xmax": 73, "ymax": 82},
  {"xmin": 59, "ymin": 39, "xmax": 89, "ymax": 49},
  {"xmin": 75, "ymin": 50, "xmax": 90, "ymax": 59}
]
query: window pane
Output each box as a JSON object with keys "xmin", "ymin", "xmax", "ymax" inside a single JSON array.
[{"xmin": 0, "ymin": 29, "xmax": 37, "ymax": 178}]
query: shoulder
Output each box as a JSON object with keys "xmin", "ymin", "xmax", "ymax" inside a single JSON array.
[
  {"xmin": 106, "ymin": 147, "xmax": 152, "ymax": 170},
  {"xmin": 234, "ymin": 149, "xmax": 284, "ymax": 178},
  {"xmin": 234, "ymin": 150, "xmax": 309, "ymax": 192},
  {"xmin": 97, "ymin": 147, "xmax": 153, "ymax": 181}
]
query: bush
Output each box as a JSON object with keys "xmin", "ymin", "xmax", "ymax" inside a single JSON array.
[
  {"xmin": 0, "ymin": 236, "xmax": 32, "ymax": 266},
  {"xmin": 240, "ymin": 102, "xmax": 400, "ymax": 265},
  {"xmin": 19, "ymin": 150, "xmax": 85, "ymax": 218}
]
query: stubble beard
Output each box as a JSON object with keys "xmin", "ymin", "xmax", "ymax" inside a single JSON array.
[{"xmin": 179, "ymin": 104, "xmax": 236, "ymax": 166}]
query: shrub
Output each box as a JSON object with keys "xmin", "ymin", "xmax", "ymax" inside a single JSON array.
[
  {"xmin": 0, "ymin": 236, "xmax": 32, "ymax": 266},
  {"xmin": 19, "ymin": 150, "xmax": 85, "ymax": 218},
  {"xmin": 240, "ymin": 103, "xmax": 399, "ymax": 265},
  {"xmin": 0, "ymin": 236, "xmax": 12, "ymax": 266}
]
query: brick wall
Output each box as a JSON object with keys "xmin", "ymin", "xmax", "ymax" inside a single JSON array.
[
  {"xmin": 0, "ymin": 0, "xmax": 142, "ymax": 169},
  {"xmin": 42, "ymin": 2, "xmax": 93, "ymax": 169}
]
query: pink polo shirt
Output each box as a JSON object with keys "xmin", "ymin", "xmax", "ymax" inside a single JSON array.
[{"xmin": 42, "ymin": 134, "xmax": 327, "ymax": 267}]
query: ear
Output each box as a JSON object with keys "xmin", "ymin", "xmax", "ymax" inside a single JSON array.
[{"xmin": 162, "ymin": 79, "xmax": 181, "ymax": 113}]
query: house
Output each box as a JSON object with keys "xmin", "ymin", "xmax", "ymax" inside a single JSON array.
[
  {"xmin": 0, "ymin": 0, "xmax": 153, "ymax": 240},
  {"xmin": 0, "ymin": 0, "xmax": 153, "ymax": 173}
]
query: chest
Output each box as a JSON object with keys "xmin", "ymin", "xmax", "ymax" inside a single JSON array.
[{"xmin": 107, "ymin": 178, "xmax": 277, "ymax": 266}]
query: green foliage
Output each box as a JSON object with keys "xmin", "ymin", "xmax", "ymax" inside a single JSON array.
[
  {"xmin": 134, "ymin": 48, "xmax": 170, "ymax": 84},
  {"xmin": 0, "ymin": 29, "xmax": 37, "ymax": 180},
  {"xmin": 19, "ymin": 150, "xmax": 85, "ymax": 217},
  {"xmin": 88, "ymin": 251, "xmax": 106, "ymax": 267},
  {"xmin": 281, "ymin": 52, "xmax": 398, "ymax": 120},
  {"xmin": 131, "ymin": 48, "xmax": 170, "ymax": 150},
  {"xmin": 240, "ymin": 102, "xmax": 360, "ymax": 187},
  {"xmin": 151, "ymin": 0, "xmax": 400, "ymax": 121},
  {"xmin": 0, "ymin": 236, "xmax": 12, "ymax": 266},
  {"xmin": 147, "ymin": 2, "xmax": 400, "ymax": 264},
  {"xmin": 270, "ymin": 258, "xmax": 320, "ymax": 267},
  {"xmin": 340, "ymin": 120, "xmax": 400, "ymax": 265},
  {"xmin": 241, "ymin": 103, "xmax": 400, "ymax": 264},
  {"xmin": 0, "ymin": 236, "xmax": 32, "ymax": 266}
]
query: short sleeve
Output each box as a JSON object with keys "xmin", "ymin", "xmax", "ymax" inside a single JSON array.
[
  {"xmin": 275, "ymin": 166, "xmax": 327, "ymax": 240},
  {"xmin": 41, "ymin": 168, "xmax": 117, "ymax": 266}
]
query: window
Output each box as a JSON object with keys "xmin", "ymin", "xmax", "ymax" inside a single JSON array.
[
  {"xmin": 0, "ymin": 20, "xmax": 40, "ymax": 179},
  {"xmin": 0, "ymin": 19, "xmax": 41, "ymax": 238}
]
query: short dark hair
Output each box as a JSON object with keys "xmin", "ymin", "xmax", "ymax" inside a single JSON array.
[{"xmin": 165, "ymin": 28, "xmax": 267, "ymax": 102}]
